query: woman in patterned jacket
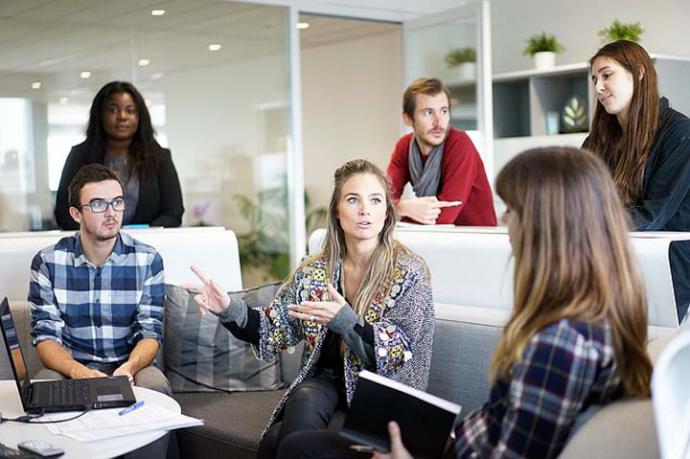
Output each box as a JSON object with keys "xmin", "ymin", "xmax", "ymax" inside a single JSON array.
[
  {"xmin": 189, "ymin": 158, "xmax": 434, "ymax": 458},
  {"xmin": 377, "ymin": 147, "xmax": 652, "ymax": 459}
]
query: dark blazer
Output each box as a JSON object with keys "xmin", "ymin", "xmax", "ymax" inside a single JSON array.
[
  {"xmin": 584, "ymin": 97, "xmax": 690, "ymax": 320},
  {"xmin": 54, "ymin": 142, "xmax": 184, "ymax": 229}
]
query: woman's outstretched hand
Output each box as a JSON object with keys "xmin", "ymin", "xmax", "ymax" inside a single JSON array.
[
  {"xmin": 288, "ymin": 283, "xmax": 346, "ymax": 326},
  {"xmin": 372, "ymin": 421, "xmax": 413, "ymax": 459},
  {"xmin": 182, "ymin": 265, "xmax": 230, "ymax": 315}
]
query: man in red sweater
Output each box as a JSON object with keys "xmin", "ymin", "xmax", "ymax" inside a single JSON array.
[{"xmin": 387, "ymin": 78, "xmax": 496, "ymax": 226}]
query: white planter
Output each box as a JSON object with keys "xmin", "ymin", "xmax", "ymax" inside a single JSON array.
[
  {"xmin": 534, "ymin": 51, "xmax": 556, "ymax": 70},
  {"xmin": 457, "ymin": 62, "xmax": 476, "ymax": 81}
]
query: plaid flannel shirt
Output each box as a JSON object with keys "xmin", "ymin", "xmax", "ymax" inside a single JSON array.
[
  {"xmin": 29, "ymin": 232, "xmax": 164, "ymax": 364},
  {"xmin": 451, "ymin": 319, "xmax": 622, "ymax": 459}
]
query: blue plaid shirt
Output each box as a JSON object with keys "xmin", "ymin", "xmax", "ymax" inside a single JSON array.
[
  {"xmin": 29, "ymin": 232, "xmax": 164, "ymax": 364},
  {"xmin": 451, "ymin": 319, "xmax": 623, "ymax": 458}
]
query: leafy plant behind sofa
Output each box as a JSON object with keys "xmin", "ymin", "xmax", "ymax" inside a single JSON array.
[{"xmin": 233, "ymin": 189, "xmax": 327, "ymax": 285}]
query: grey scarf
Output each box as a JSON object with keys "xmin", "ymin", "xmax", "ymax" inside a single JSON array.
[{"xmin": 408, "ymin": 137, "xmax": 445, "ymax": 197}]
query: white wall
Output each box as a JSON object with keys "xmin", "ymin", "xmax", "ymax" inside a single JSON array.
[
  {"xmin": 490, "ymin": 0, "xmax": 690, "ymax": 74},
  {"xmin": 163, "ymin": 53, "xmax": 290, "ymax": 231},
  {"xmin": 301, "ymin": 30, "xmax": 403, "ymax": 211}
]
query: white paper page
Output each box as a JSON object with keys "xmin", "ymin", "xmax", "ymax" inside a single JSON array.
[{"xmin": 44, "ymin": 404, "xmax": 203, "ymax": 442}]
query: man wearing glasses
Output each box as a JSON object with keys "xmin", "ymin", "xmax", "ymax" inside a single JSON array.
[{"xmin": 28, "ymin": 164, "xmax": 170, "ymax": 395}]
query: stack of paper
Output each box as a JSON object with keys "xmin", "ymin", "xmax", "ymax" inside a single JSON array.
[{"xmin": 43, "ymin": 404, "xmax": 203, "ymax": 442}]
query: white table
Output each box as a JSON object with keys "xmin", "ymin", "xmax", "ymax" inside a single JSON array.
[{"xmin": 0, "ymin": 381, "xmax": 180, "ymax": 458}]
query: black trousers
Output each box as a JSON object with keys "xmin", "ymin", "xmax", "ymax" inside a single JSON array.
[{"xmin": 257, "ymin": 370, "xmax": 349, "ymax": 459}]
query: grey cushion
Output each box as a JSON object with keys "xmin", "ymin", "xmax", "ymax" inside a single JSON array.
[
  {"xmin": 428, "ymin": 318, "xmax": 501, "ymax": 414},
  {"xmin": 174, "ymin": 390, "xmax": 286, "ymax": 459},
  {"xmin": 164, "ymin": 283, "xmax": 282, "ymax": 392},
  {"xmin": 558, "ymin": 399, "xmax": 659, "ymax": 458}
]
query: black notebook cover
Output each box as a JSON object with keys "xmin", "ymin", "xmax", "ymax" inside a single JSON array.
[{"xmin": 340, "ymin": 371, "xmax": 461, "ymax": 458}]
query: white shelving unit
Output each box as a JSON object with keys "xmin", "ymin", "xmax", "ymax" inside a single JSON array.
[{"xmin": 490, "ymin": 55, "xmax": 690, "ymax": 180}]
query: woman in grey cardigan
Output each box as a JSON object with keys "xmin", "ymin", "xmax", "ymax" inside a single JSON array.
[{"xmin": 189, "ymin": 159, "xmax": 434, "ymax": 458}]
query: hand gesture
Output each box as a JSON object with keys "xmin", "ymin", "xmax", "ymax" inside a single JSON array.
[
  {"xmin": 372, "ymin": 421, "xmax": 413, "ymax": 459},
  {"xmin": 288, "ymin": 283, "xmax": 346, "ymax": 326},
  {"xmin": 69, "ymin": 366, "xmax": 108, "ymax": 380},
  {"xmin": 399, "ymin": 197, "xmax": 462, "ymax": 225},
  {"xmin": 182, "ymin": 265, "xmax": 230, "ymax": 315}
]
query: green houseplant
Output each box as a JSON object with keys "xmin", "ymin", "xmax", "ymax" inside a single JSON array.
[
  {"xmin": 233, "ymin": 189, "xmax": 327, "ymax": 285},
  {"xmin": 598, "ymin": 19, "xmax": 644, "ymax": 43},
  {"xmin": 444, "ymin": 47, "xmax": 477, "ymax": 67},
  {"xmin": 523, "ymin": 32, "xmax": 564, "ymax": 70},
  {"xmin": 444, "ymin": 47, "xmax": 477, "ymax": 81}
]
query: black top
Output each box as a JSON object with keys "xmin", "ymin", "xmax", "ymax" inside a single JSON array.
[
  {"xmin": 54, "ymin": 142, "xmax": 184, "ymax": 229},
  {"xmin": 628, "ymin": 97, "xmax": 690, "ymax": 231},
  {"xmin": 585, "ymin": 97, "xmax": 690, "ymax": 321},
  {"xmin": 634, "ymin": 98, "xmax": 690, "ymax": 321}
]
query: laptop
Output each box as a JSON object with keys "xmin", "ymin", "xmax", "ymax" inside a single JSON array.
[{"xmin": 0, "ymin": 297, "xmax": 136, "ymax": 414}]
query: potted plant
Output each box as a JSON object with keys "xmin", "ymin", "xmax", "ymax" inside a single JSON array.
[
  {"xmin": 598, "ymin": 19, "xmax": 644, "ymax": 43},
  {"xmin": 523, "ymin": 32, "xmax": 564, "ymax": 70},
  {"xmin": 444, "ymin": 47, "xmax": 477, "ymax": 81}
]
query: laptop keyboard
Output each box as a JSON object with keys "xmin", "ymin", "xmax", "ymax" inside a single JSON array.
[{"xmin": 34, "ymin": 379, "xmax": 91, "ymax": 406}]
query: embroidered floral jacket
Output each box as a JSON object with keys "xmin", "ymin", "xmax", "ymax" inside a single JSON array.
[{"xmin": 256, "ymin": 248, "xmax": 434, "ymax": 437}]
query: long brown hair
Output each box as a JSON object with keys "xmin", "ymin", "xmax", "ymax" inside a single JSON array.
[
  {"xmin": 493, "ymin": 147, "xmax": 651, "ymax": 397},
  {"xmin": 583, "ymin": 40, "xmax": 659, "ymax": 205},
  {"xmin": 293, "ymin": 159, "xmax": 410, "ymax": 318}
]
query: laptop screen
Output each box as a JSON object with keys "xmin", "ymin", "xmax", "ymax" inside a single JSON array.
[{"xmin": 0, "ymin": 297, "xmax": 31, "ymax": 407}]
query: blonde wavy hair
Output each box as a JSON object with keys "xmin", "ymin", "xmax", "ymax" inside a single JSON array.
[
  {"xmin": 294, "ymin": 159, "xmax": 411, "ymax": 318},
  {"xmin": 492, "ymin": 147, "xmax": 651, "ymax": 397}
]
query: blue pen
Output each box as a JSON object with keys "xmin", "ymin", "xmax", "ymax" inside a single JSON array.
[{"xmin": 118, "ymin": 400, "xmax": 144, "ymax": 416}]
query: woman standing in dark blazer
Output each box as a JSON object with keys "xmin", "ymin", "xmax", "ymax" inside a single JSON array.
[{"xmin": 55, "ymin": 81, "xmax": 184, "ymax": 229}]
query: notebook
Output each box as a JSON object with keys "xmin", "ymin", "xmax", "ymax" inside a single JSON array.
[
  {"xmin": 0, "ymin": 297, "xmax": 136, "ymax": 414},
  {"xmin": 340, "ymin": 370, "xmax": 462, "ymax": 458}
]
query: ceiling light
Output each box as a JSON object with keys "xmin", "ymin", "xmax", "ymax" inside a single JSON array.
[
  {"xmin": 296, "ymin": 22, "xmax": 310, "ymax": 30},
  {"xmin": 31, "ymin": 81, "xmax": 42, "ymax": 90},
  {"xmin": 80, "ymin": 71, "xmax": 91, "ymax": 79},
  {"xmin": 59, "ymin": 97, "xmax": 68, "ymax": 104},
  {"xmin": 138, "ymin": 58, "xmax": 151, "ymax": 67},
  {"xmin": 151, "ymin": 72, "xmax": 163, "ymax": 80},
  {"xmin": 151, "ymin": 9, "xmax": 166, "ymax": 16},
  {"xmin": 208, "ymin": 43, "xmax": 222, "ymax": 52},
  {"xmin": 145, "ymin": 99, "xmax": 153, "ymax": 106}
]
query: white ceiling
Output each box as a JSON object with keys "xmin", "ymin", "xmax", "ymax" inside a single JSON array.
[{"xmin": 0, "ymin": 0, "xmax": 399, "ymax": 106}]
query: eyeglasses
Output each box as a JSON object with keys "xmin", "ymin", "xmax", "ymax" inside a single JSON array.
[{"xmin": 80, "ymin": 197, "xmax": 126, "ymax": 213}]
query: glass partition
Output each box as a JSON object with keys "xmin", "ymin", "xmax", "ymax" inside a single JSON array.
[
  {"xmin": 0, "ymin": 0, "xmax": 293, "ymax": 286},
  {"xmin": 403, "ymin": 1, "xmax": 493, "ymax": 177}
]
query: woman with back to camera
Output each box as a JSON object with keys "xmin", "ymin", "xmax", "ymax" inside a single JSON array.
[
  {"xmin": 584, "ymin": 39, "xmax": 690, "ymax": 321},
  {"xmin": 188, "ymin": 159, "xmax": 434, "ymax": 458},
  {"xmin": 55, "ymin": 81, "xmax": 184, "ymax": 229},
  {"xmin": 376, "ymin": 147, "xmax": 652, "ymax": 459}
]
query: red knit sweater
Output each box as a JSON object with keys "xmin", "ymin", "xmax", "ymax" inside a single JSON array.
[{"xmin": 387, "ymin": 127, "xmax": 497, "ymax": 226}]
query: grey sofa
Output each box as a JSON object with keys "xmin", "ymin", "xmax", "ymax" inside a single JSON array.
[
  {"xmin": 2, "ymin": 227, "xmax": 673, "ymax": 458},
  {"xmin": 10, "ymin": 300, "xmax": 665, "ymax": 459},
  {"xmin": 9, "ymin": 300, "xmax": 501, "ymax": 458}
]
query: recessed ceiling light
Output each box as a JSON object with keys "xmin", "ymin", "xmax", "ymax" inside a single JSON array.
[
  {"xmin": 296, "ymin": 22, "xmax": 310, "ymax": 30},
  {"xmin": 80, "ymin": 71, "xmax": 91, "ymax": 79},
  {"xmin": 151, "ymin": 72, "xmax": 163, "ymax": 80},
  {"xmin": 138, "ymin": 58, "xmax": 151, "ymax": 67},
  {"xmin": 59, "ymin": 97, "xmax": 68, "ymax": 104},
  {"xmin": 208, "ymin": 43, "xmax": 222, "ymax": 52},
  {"xmin": 31, "ymin": 81, "xmax": 42, "ymax": 90},
  {"xmin": 151, "ymin": 9, "xmax": 166, "ymax": 16}
]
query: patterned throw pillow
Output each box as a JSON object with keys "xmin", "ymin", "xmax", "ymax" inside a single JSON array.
[{"xmin": 164, "ymin": 283, "xmax": 283, "ymax": 392}]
